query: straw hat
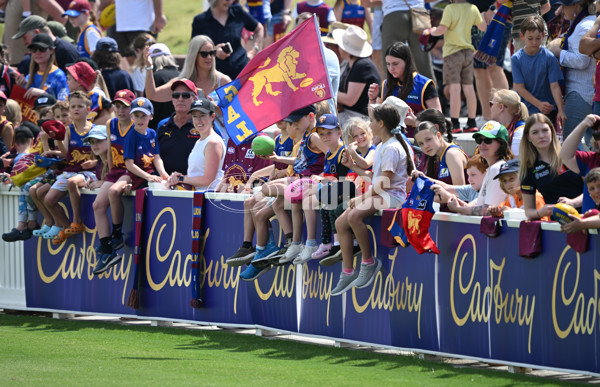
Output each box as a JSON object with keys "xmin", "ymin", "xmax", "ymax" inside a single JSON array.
[
  {"xmin": 332, "ymin": 25, "xmax": 372, "ymax": 58},
  {"xmin": 322, "ymin": 21, "xmax": 351, "ymax": 45}
]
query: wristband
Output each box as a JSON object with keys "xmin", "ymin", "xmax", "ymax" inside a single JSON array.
[{"xmin": 145, "ymin": 65, "xmax": 153, "ymax": 71}]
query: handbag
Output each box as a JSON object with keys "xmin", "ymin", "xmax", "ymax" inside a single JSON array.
[{"xmin": 403, "ymin": 0, "xmax": 431, "ymax": 34}]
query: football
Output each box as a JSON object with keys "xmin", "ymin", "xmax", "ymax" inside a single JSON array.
[
  {"xmin": 284, "ymin": 178, "xmax": 315, "ymax": 204},
  {"xmin": 552, "ymin": 203, "xmax": 580, "ymax": 225},
  {"xmin": 99, "ymin": 4, "xmax": 116, "ymax": 29},
  {"xmin": 251, "ymin": 136, "xmax": 275, "ymax": 156}
]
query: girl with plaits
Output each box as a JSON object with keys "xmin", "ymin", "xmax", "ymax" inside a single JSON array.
[{"xmin": 331, "ymin": 103, "xmax": 413, "ymax": 296}]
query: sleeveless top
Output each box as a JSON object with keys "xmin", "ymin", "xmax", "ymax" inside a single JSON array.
[
  {"xmin": 76, "ymin": 22, "xmax": 102, "ymax": 58},
  {"xmin": 382, "ymin": 72, "xmax": 433, "ymax": 115},
  {"xmin": 108, "ymin": 117, "xmax": 134, "ymax": 170},
  {"xmin": 297, "ymin": 2, "xmax": 331, "ymax": 35},
  {"xmin": 324, "ymin": 142, "xmax": 350, "ymax": 178},
  {"xmin": 273, "ymin": 134, "xmax": 294, "ymax": 170},
  {"xmin": 341, "ymin": 0, "xmax": 366, "ymax": 28},
  {"xmin": 293, "ymin": 129, "xmax": 324, "ymax": 175},
  {"xmin": 187, "ymin": 131, "xmax": 226, "ymax": 190},
  {"xmin": 64, "ymin": 123, "xmax": 93, "ymax": 172}
]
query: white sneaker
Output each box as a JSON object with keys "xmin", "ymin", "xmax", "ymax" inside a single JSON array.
[
  {"xmin": 280, "ymin": 243, "xmax": 304, "ymax": 264},
  {"xmin": 294, "ymin": 244, "xmax": 318, "ymax": 264}
]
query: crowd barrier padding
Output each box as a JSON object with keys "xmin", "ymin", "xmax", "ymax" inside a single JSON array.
[{"xmin": 1, "ymin": 186, "xmax": 599, "ymax": 376}]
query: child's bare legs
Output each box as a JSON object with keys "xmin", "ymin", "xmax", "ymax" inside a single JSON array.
[
  {"xmin": 474, "ymin": 68, "xmax": 492, "ymax": 120},
  {"xmin": 66, "ymin": 175, "xmax": 86, "ymax": 224},
  {"xmin": 255, "ymin": 203, "xmax": 275, "ymax": 247},
  {"xmin": 463, "ymin": 83, "xmax": 477, "ymax": 122},
  {"xmin": 108, "ymin": 178, "xmax": 130, "ymax": 226},
  {"xmin": 30, "ymin": 183, "xmax": 53, "ymax": 237},
  {"xmin": 44, "ymin": 188, "xmax": 69, "ymax": 228},
  {"xmin": 448, "ymin": 83, "xmax": 462, "ymax": 121},
  {"xmin": 243, "ymin": 194, "xmax": 259, "ymax": 242},
  {"xmin": 93, "ymin": 182, "xmax": 113, "ymax": 239},
  {"xmin": 335, "ymin": 209, "xmax": 356, "ymax": 271},
  {"xmin": 291, "ymin": 202, "xmax": 303, "ymax": 243}
]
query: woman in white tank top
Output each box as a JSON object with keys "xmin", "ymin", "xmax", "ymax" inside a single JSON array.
[{"xmin": 166, "ymin": 98, "xmax": 226, "ymax": 191}]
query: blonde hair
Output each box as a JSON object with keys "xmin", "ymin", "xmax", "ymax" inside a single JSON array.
[
  {"xmin": 518, "ymin": 113, "xmax": 562, "ymax": 182},
  {"xmin": 5, "ymin": 99, "xmax": 22, "ymax": 128},
  {"xmin": 343, "ymin": 117, "xmax": 372, "ymax": 144},
  {"xmin": 179, "ymin": 35, "xmax": 217, "ymax": 91},
  {"xmin": 492, "ymin": 88, "xmax": 529, "ymax": 121},
  {"xmin": 26, "ymin": 50, "xmax": 57, "ymax": 90},
  {"xmin": 314, "ymin": 100, "xmax": 331, "ymax": 119}
]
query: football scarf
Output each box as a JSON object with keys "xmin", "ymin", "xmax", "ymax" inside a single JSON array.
[
  {"xmin": 126, "ymin": 188, "xmax": 147, "ymax": 309},
  {"xmin": 474, "ymin": 1, "xmax": 512, "ymax": 65},
  {"xmin": 401, "ymin": 176, "xmax": 440, "ymax": 254},
  {"xmin": 190, "ymin": 191, "xmax": 205, "ymax": 308}
]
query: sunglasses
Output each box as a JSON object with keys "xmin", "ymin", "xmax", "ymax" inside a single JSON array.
[
  {"xmin": 30, "ymin": 46, "xmax": 49, "ymax": 53},
  {"xmin": 475, "ymin": 137, "xmax": 495, "ymax": 145},
  {"xmin": 172, "ymin": 92, "xmax": 193, "ymax": 99},
  {"xmin": 199, "ymin": 50, "xmax": 216, "ymax": 58}
]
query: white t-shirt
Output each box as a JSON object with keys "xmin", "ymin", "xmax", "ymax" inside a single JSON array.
[
  {"xmin": 511, "ymin": 128, "xmax": 522, "ymax": 157},
  {"xmin": 382, "ymin": 0, "xmax": 426, "ymax": 17},
  {"xmin": 131, "ymin": 69, "xmax": 145, "ymax": 93},
  {"xmin": 476, "ymin": 160, "xmax": 506, "ymax": 206},
  {"xmin": 187, "ymin": 131, "xmax": 226, "ymax": 191},
  {"xmin": 371, "ymin": 137, "xmax": 409, "ymax": 204},
  {"xmin": 115, "ymin": 0, "xmax": 155, "ymax": 32}
]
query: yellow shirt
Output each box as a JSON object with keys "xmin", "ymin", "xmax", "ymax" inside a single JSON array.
[{"xmin": 440, "ymin": 3, "xmax": 483, "ymax": 57}]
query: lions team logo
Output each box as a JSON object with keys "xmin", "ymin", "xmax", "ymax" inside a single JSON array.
[
  {"xmin": 110, "ymin": 134, "xmax": 117, "ymax": 141},
  {"xmin": 319, "ymin": 116, "xmax": 326, "ymax": 124},
  {"xmin": 227, "ymin": 147, "xmax": 235, "ymax": 154},
  {"xmin": 137, "ymin": 99, "xmax": 145, "ymax": 107}
]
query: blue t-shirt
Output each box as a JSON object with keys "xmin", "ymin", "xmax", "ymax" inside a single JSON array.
[
  {"xmin": 25, "ymin": 65, "xmax": 69, "ymax": 100},
  {"xmin": 511, "ymin": 46, "xmax": 563, "ymax": 114},
  {"xmin": 124, "ymin": 128, "xmax": 160, "ymax": 174}
]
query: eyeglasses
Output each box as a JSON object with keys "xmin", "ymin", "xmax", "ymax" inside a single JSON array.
[
  {"xmin": 199, "ymin": 50, "xmax": 216, "ymax": 58},
  {"xmin": 475, "ymin": 137, "xmax": 495, "ymax": 145},
  {"xmin": 172, "ymin": 92, "xmax": 193, "ymax": 99},
  {"xmin": 30, "ymin": 47, "xmax": 49, "ymax": 53}
]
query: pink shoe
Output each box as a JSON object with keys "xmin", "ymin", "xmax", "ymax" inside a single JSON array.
[{"xmin": 312, "ymin": 243, "xmax": 332, "ymax": 259}]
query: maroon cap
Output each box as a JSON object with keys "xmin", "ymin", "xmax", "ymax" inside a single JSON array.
[
  {"xmin": 63, "ymin": 0, "xmax": 91, "ymax": 16},
  {"xmin": 41, "ymin": 120, "xmax": 66, "ymax": 141},
  {"xmin": 170, "ymin": 78, "xmax": 198, "ymax": 95},
  {"xmin": 113, "ymin": 89, "xmax": 135, "ymax": 106},
  {"xmin": 66, "ymin": 61, "xmax": 96, "ymax": 91}
]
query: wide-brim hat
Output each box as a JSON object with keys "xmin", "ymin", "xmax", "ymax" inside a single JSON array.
[
  {"xmin": 332, "ymin": 25, "xmax": 372, "ymax": 58},
  {"xmin": 370, "ymin": 96, "xmax": 409, "ymax": 128},
  {"xmin": 322, "ymin": 21, "xmax": 351, "ymax": 45}
]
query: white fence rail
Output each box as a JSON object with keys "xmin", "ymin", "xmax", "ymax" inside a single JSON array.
[{"xmin": 0, "ymin": 186, "xmax": 26, "ymax": 309}]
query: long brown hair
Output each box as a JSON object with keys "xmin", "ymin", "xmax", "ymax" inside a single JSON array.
[
  {"xmin": 26, "ymin": 51, "xmax": 57, "ymax": 89},
  {"xmin": 371, "ymin": 104, "xmax": 414, "ymax": 175},
  {"xmin": 518, "ymin": 113, "xmax": 562, "ymax": 182}
]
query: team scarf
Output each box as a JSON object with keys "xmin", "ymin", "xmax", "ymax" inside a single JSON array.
[
  {"xmin": 401, "ymin": 176, "xmax": 440, "ymax": 255},
  {"xmin": 126, "ymin": 188, "xmax": 147, "ymax": 309},
  {"xmin": 473, "ymin": 1, "xmax": 512, "ymax": 65},
  {"xmin": 190, "ymin": 191, "xmax": 206, "ymax": 308}
]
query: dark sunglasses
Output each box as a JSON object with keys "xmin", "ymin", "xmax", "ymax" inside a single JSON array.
[
  {"xmin": 172, "ymin": 92, "xmax": 193, "ymax": 99},
  {"xmin": 30, "ymin": 46, "xmax": 49, "ymax": 53},
  {"xmin": 488, "ymin": 100, "xmax": 495, "ymax": 107},
  {"xmin": 199, "ymin": 50, "xmax": 216, "ymax": 58},
  {"xmin": 475, "ymin": 136, "xmax": 495, "ymax": 145}
]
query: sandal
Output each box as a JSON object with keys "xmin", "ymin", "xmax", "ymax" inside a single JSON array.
[
  {"xmin": 64, "ymin": 222, "xmax": 85, "ymax": 235},
  {"xmin": 32, "ymin": 224, "xmax": 52, "ymax": 237},
  {"xmin": 42, "ymin": 225, "xmax": 62, "ymax": 239},
  {"xmin": 312, "ymin": 243, "xmax": 332, "ymax": 259},
  {"xmin": 52, "ymin": 230, "xmax": 68, "ymax": 246}
]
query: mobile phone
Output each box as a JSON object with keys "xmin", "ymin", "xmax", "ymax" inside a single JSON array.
[{"xmin": 222, "ymin": 42, "xmax": 233, "ymax": 55}]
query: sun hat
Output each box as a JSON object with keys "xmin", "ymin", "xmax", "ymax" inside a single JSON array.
[
  {"xmin": 332, "ymin": 25, "xmax": 372, "ymax": 58},
  {"xmin": 370, "ymin": 96, "xmax": 409, "ymax": 128}
]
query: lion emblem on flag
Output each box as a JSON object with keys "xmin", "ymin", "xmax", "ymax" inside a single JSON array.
[{"xmin": 249, "ymin": 46, "xmax": 313, "ymax": 106}]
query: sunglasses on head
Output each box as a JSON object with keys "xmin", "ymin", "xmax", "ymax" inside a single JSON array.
[
  {"xmin": 172, "ymin": 92, "xmax": 193, "ymax": 99},
  {"xmin": 475, "ymin": 136, "xmax": 495, "ymax": 145},
  {"xmin": 199, "ymin": 50, "xmax": 216, "ymax": 58},
  {"xmin": 30, "ymin": 46, "xmax": 49, "ymax": 53}
]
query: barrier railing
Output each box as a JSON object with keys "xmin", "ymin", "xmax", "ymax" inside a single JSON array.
[{"xmin": 1, "ymin": 186, "xmax": 599, "ymax": 376}]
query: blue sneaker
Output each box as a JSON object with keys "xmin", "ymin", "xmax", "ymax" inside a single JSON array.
[
  {"xmin": 252, "ymin": 241, "xmax": 280, "ymax": 264},
  {"xmin": 111, "ymin": 235, "xmax": 124, "ymax": 251},
  {"xmin": 239, "ymin": 263, "xmax": 271, "ymax": 281},
  {"xmin": 93, "ymin": 251, "xmax": 122, "ymax": 275}
]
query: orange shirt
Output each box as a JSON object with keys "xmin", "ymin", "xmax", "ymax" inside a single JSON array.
[{"xmin": 500, "ymin": 191, "xmax": 550, "ymax": 221}]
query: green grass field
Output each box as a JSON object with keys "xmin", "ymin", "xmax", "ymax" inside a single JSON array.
[{"xmin": 0, "ymin": 313, "xmax": 577, "ymax": 386}]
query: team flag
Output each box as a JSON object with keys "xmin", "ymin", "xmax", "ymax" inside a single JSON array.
[
  {"xmin": 401, "ymin": 176, "xmax": 440, "ymax": 255},
  {"xmin": 215, "ymin": 16, "xmax": 332, "ymax": 145}
]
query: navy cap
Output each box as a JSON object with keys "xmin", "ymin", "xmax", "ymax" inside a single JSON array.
[
  {"xmin": 494, "ymin": 159, "xmax": 520, "ymax": 180},
  {"xmin": 283, "ymin": 105, "xmax": 316, "ymax": 123},
  {"xmin": 130, "ymin": 97, "xmax": 154, "ymax": 116},
  {"xmin": 96, "ymin": 37, "xmax": 119, "ymax": 53},
  {"xmin": 188, "ymin": 98, "xmax": 214, "ymax": 114},
  {"xmin": 315, "ymin": 113, "xmax": 339, "ymax": 130},
  {"xmin": 34, "ymin": 93, "xmax": 57, "ymax": 109}
]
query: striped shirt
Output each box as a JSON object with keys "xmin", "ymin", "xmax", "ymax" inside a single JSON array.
[{"xmin": 511, "ymin": 0, "xmax": 548, "ymax": 40}]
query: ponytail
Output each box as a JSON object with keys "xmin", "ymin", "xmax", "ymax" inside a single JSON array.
[
  {"xmin": 94, "ymin": 70, "xmax": 110, "ymax": 98},
  {"xmin": 394, "ymin": 132, "xmax": 415, "ymax": 175}
]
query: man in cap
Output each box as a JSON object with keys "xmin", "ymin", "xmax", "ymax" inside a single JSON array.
[{"xmin": 12, "ymin": 14, "xmax": 79, "ymax": 73}]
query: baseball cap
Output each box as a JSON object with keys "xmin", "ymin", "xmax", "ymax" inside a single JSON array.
[
  {"xmin": 82, "ymin": 125, "xmax": 108, "ymax": 144},
  {"xmin": 130, "ymin": 97, "xmax": 154, "ymax": 115},
  {"xmin": 113, "ymin": 89, "xmax": 135, "ymax": 106},
  {"xmin": 370, "ymin": 96, "xmax": 409, "ymax": 128},
  {"xmin": 63, "ymin": 0, "xmax": 92, "ymax": 17},
  {"xmin": 315, "ymin": 114, "xmax": 339, "ymax": 130},
  {"xmin": 28, "ymin": 33, "xmax": 54, "ymax": 50},
  {"xmin": 41, "ymin": 120, "xmax": 66, "ymax": 141},
  {"xmin": 188, "ymin": 98, "xmax": 214, "ymax": 114},
  {"xmin": 95, "ymin": 37, "xmax": 119, "ymax": 53},
  {"xmin": 66, "ymin": 61, "xmax": 96, "ymax": 90},
  {"xmin": 47, "ymin": 21, "xmax": 74, "ymax": 44},
  {"xmin": 149, "ymin": 43, "xmax": 171, "ymax": 58},
  {"xmin": 283, "ymin": 105, "xmax": 316, "ymax": 123},
  {"xmin": 34, "ymin": 93, "xmax": 57, "ymax": 109},
  {"xmin": 494, "ymin": 159, "xmax": 520, "ymax": 180},
  {"xmin": 12, "ymin": 15, "xmax": 46, "ymax": 40},
  {"xmin": 473, "ymin": 120, "xmax": 509, "ymax": 144},
  {"xmin": 15, "ymin": 126, "xmax": 34, "ymax": 140},
  {"xmin": 170, "ymin": 78, "xmax": 198, "ymax": 95}
]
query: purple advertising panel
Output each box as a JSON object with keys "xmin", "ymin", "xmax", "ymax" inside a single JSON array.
[{"xmin": 437, "ymin": 221, "xmax": 490, "ymax": 359}]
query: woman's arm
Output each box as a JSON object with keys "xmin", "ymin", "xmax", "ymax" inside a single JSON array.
[
  {"xmin": 424, "ymin": 97, "xmax": 442, "ymax": 112},
  {"xmin": 523, "ymin": 192, "xmax": 554, "ymax": 220},
  {"xmin": 560, "ymin": 114, "xmax": 599, "ymax": 173},
  {"xmin": 337, "ymin": 81, "xmax": 367, "ymax": 107},
  {"xmin": 445, "ymin": 148, "xmax": 467, "ymax": 185},
  {"xmin": 176, "ymin": 140, "xmax": 223, "ymax": 187},
  {"xmin": 143, "ymin": 47, "xmax": 174, "ymax": 102}
]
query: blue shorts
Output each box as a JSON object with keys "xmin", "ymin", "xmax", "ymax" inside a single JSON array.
[
  {"xmin": 471, "ymin": 24, "xmax": 512, "ymax": 69},
  {"xmin": 266, "ymin": 12, "xmax": 284, "ymax": 37}
]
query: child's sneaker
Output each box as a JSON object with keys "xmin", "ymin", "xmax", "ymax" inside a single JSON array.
[
  {"xmin": 111, "ymin": 236, "xmax": 125, "ymax": 251},
  {"xmin": 312, "ymin": 243, "xmax": 332, "ymax": 259},
  {"xmin": 252, "ymin": 240, "xmax": 280, "ymax": 264},
  {"xmin": 451, "ymin": 127, "xmax": 462, "ymax": 134},
  {"xmin": 279, "ymin": 243, "xmax": 304, "ymax": 264},
  {"xmin": 462, "ymin": 126, "xmax": 478, "ymax": 133},
  {"xmin": 319, "ymin": 245, "xmax": 361, "ymax": 266},
  {"xmin": 64, "ymin": 222, "xmax": 85, "ymax": 235},
  {"xmin": 330, "ymin": 270, "xmax": 360, "ymax": 296},
  {"xmin": 93, "ymin": 252, "xmax": 122, "ymax": 275},
  {"xmin": 294, "ymin": 244, "xmax": 318, "ymax": 264},
  {"xmin": 239, "ymin": 263, "xmax": 271, "ymax": 281},
  {"xmin": 351, "ymin": 259, "xmax": 382, "ymax": 289},
  {"xmin": 32, "ymin": 224, "xmax": 52, "ymax": 237},
  {"xmin": 226, "ymin": 246, "xmax": 255, "ymax": 266}
]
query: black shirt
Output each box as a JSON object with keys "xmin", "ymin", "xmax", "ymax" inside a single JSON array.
[
  {"xmin": 339, "ymin": 57, "xmax": 381, "ymax": 116},
  {"xmin": 157, "ymin": 114, "xmax": 201, "ymax": 174},
  {"xmin": 191, "ymin": 4, "xmax": 259, "ymax": 79},
  {"xmin": 521, "ymin": 160, "xmax": 583, "ymax": 205},
  {"xmin": 18, "ymin": 37, "xmax": 80, "ymax": 75},
  {"xmin": 101, "ymin": 68, "xmax": 134, "ymax": 100},
  {"xmin": 149, "ymin": 65, "xmax": 179, "ymax": 130}
]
